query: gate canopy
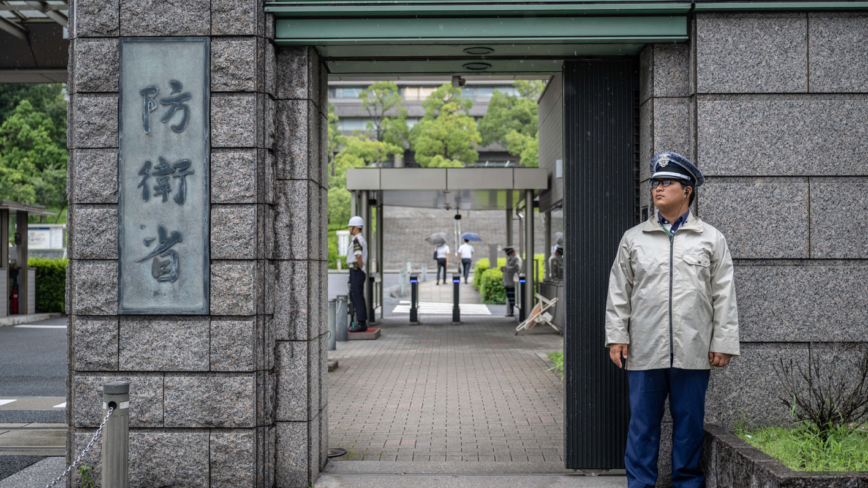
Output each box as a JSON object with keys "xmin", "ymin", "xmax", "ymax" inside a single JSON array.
[{"xmin": 346, "ymin": 167, "xmax": 547, "ymax": 210}]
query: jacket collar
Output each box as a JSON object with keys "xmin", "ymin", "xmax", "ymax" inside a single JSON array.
[{"xmin": 643, "ymin": 210, "xmax": 704, "ymax": 234}]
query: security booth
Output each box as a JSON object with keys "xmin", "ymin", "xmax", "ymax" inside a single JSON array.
[{"xmin": 0, "ymin": 200, "xmax": 56, "ymax": 317}]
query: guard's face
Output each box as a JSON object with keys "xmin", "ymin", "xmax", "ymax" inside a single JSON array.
[{"xmin": 652, "ymin": 179, "xmax": 690, "ymax": 209}]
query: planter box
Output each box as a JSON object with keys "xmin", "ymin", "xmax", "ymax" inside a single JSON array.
[{"xmin": 701, "ymin": 425, "xmax": 868, "ymax": 488}]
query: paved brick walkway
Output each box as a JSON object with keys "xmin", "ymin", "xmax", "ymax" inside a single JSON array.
[
  {"xmin": 417, "ymin": 277, "xmax": 483, "ymax": 304},
  {"xmin": 328, "ymin": 314, "xmax": 564, "ymax": 462}
]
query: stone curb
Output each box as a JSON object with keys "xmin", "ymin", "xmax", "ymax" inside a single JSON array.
[{"xmin": 0, "ymin": 313, "xmax": 64, "ymax": 327}]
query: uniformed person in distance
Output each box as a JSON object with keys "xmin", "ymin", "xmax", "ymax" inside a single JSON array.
[
  {"xmin": 347, "ymin": 216, "xmax": 368, "ymax": 332},
  {"xmin": 500, "ymin": 246, "xmax": 521, "ymax": 317},
  {"xmin": 548, "ymin": 244, "xmax": 565, "ymax": 282},
  {"xmin": 605, "ymin": 151, "xmax": 740, "ymax": 488}
]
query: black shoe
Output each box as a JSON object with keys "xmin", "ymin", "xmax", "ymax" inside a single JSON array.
[{"xmin": 505, "ymin": 313, "xmax": 515, "ymax": 317}]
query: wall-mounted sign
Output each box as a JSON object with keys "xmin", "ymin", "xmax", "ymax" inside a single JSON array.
[
  {"xmin": 118, "ymin": 38, "xmax": 210, "ymax": 314},
  {"xmin": 28, "ymin": 225, "xmax": 65, "ymax": 250}
]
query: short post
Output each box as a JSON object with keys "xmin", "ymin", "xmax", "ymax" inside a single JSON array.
[
  {"xmin": 336, "ymin": 295, "xmax": 349, "ymax": 342},
  {"xmin": 518, "ymin": 273, "xmax": 527, "ymax": 323},
  {"xmin": 409, "ymin": 275, "xmax": 419, "ymax": 324},
  {"xmin": 328, "ymin": 299, "xmax": 337, "ymax": 351},
  {"xmin": 102, "ymin": 381, "xmax": 130, "ymax": 488},
  {"xmin": 367, "ymin": 275, "xmax": 375, "ymax": 325},
  {"xmin": 452, "ymin": 274, "xmax": 461, "ymax": 324}
]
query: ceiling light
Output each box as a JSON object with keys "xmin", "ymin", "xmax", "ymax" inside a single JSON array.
[
  {"xmin": 464, "ymin": 47, "xmax": 494, "ymax": 55},
  {"xmin": 463, "ymin": 62, "xmax": 491, "ymax": 71}
]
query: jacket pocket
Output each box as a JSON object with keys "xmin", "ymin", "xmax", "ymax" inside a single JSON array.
[{"xmin": 683, "ymin": 253, "xmax": 710, "ymax": 267}]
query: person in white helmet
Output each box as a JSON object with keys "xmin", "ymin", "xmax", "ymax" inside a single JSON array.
[{"xmin": 347, "ymin": 216, "xmax": 368, "ymax": 332}]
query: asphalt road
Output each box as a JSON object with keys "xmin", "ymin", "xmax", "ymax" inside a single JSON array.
[{"xmin": 0, "ymin": 317, "xmax": 67, "ymax": 397}]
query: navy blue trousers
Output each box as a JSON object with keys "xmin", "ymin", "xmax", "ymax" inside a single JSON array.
[
  {"xmin": 504, "ymin": 286, "xmax": 516, "ymax": 314},
  {"xmin": 349, "ymin": 268, "xmax": 367, "ymax": 324},
  {"xmin": 626, "ymin": 368, "xmax": 710, "ymax": 488},
  {"xmin": 462, "ymin": 259, "xmax": 472, "ymax": 280}
]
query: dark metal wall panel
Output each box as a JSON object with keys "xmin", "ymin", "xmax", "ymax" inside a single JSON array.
[{"xmin": 563, "ymin": 59, "xmax": 638, "ymax": 470}]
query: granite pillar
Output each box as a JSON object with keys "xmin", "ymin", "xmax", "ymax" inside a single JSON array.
[
  {"xmin": 273, "ymin": 45, "xmax": 329, "ymax": 488},
  {"xmin": 66, "ymin": 0, "xmax": 287, "ymax": 486}
]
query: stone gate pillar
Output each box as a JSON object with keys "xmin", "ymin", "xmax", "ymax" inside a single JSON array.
[
  {"xmin": 66, "ymin": 1, "xmax": 327, "ymax": 486},
  {"xmin": 273, "ymin": 45, "xmax": 330, "ymax": 487}
]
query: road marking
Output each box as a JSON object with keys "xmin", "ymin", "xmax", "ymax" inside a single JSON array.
[
  {"xmin": 15, "ymin": 325, "xmax": 66, "ymax": 329},
  {"xmin": 53, "ymin": 402, "xmax": 66, "ymax": 408},
  {"xmin": 393, "ymin": 301, "xmax": 491, "ymax": 315},
  {"xmin": 0, "ymin": 399, "xmax": 16, "ymax": 406}
]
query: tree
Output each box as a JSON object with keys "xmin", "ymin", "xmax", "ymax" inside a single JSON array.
[
  {"xmin": 327, "ymin": 102, "xmax": 344, "ymax": 177},
  {"xmin": 477, "ymin": 80, "xmax": 545, "ymax": 167},
  {"xmin": 0, "ymin": 99, "xmax": 68, "ymax": 221},
  {"xmin": 0, "ymin": 84, "xmax": 67, "ymax": 149},
  {"xmin": 327, "ymin": 134, "xmax": 402, "ymax": 226},
  {"xmin": 409, "ymin": 83, "xmax": 480, "ymax": 167},
  {"xmin": 358, "ymin": 81, "xmax": 409, "ymax": 164}
]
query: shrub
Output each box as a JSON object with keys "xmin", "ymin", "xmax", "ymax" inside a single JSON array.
[
  {"xmin": 773, "ymin": 345, "xmax": 868, "ymax": 442},
  {"xmin": 479, "ymin": 268, "xmax": 505, "ymax": 304},
  {"xmin": 28, "ymin": 257, "xmax": 67, "ymax": 313}
]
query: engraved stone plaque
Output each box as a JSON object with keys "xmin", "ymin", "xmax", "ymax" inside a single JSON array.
[{"xmin": 119, "ymin": 38, "xmax": 210, "ymax": 314}]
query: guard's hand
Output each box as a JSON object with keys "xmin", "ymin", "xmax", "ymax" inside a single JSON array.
[
  {"xmin": 609, "ymin": 344, "xmax": 629, "ymax": 369},
  {"xmin": 709, "ymin": 352, "xmax": 732, "ymax": 368}
]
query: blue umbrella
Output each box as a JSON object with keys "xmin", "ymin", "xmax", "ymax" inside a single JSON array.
[{"xmin": 461, "ymin": 232, "xmax": 483, "ymax": 242}]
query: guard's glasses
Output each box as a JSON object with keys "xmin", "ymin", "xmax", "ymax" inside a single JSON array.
[{"xmin": 650, "ymin": 179, "xmax": 680, "ymax": 188}]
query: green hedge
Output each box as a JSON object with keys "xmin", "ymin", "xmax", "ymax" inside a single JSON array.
[
  {"xmin": 473, "ymin": 254, "xmax": 548, "ymax": 304},
  {"xmin": 479, "ymin": 268, "xmax": 505, "ymax": 304},
  {"xmin": 28, "ymin": 257, "xmax": 67, "ymax": 313}
]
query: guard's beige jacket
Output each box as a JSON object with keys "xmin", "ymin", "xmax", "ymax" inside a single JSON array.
[
  {"xmin": 501, "ymin": 255, "xmax": 521, "ymax": 287},
  {"xmin": 605, "ymin": 212, "xmax": 740, "ymax": 370}
]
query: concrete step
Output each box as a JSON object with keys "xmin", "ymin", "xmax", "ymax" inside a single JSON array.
[
  {"xmin": 314, "ymin": 473, "xmax": 627, "ymax": 488},
  {"xmin": 318, "ymin": 463, "xmax": 626, "ymax": 488}
]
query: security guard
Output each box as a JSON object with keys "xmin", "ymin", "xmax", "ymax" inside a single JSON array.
[
  {"xmin": 347, "ymin": 216, "xmax": 368, "ymax": 332},
  {"xmin": 605, "ymin": 151, "xmax": 740, "ymax": 488},
  {"xmin": 549, "ymin": 245, "xmax": 564, "ymax": 281},
  {"xmin": 500, "ymin": 246, "xmax": 521, "ymax": 317}
]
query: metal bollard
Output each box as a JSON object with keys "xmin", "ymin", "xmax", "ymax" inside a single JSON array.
[
  {"xmin": 452, "ymin": 274, "xmax": 461, "ymax": 324},
  {"xmin": 328, "ymin": 299, "xmax": 337, "ymax": 350},
  {"xmin": 336, "ymin": 295, "xmax": 349, "ymax": 342},
  {"xmin": 409, "ymin": 275, "xmax": 419, "ymax": 324},
  {"xmin": 102, "ymin": 381, "xmax": 130, "ymax": 488},
  {"xmin": 518, "ymin": 273, "xmax": 527, "ymax": 323}
]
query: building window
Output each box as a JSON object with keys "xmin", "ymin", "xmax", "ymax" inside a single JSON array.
[
  {"xmin": 331, "ymin": 87, "xmax": 367, "ymax": 99},
  {"xmin": 401, "ymin": 86, "xmax": 437, "ymax": 101},
  {"xmin": 336, "ymin": 118, "xmax": 373, "ymax": 131}
]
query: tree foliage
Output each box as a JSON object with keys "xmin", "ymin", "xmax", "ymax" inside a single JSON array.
[
  {"xmin": 0, "ymin": 99, "xmax": 68, "ymax": 219},
  {"xmin": 0, "ymin": 84, "xmax": 67, "ymax": 148},
  {"xmin": 477, "ymin": 80, "xmax": 544, "ymax": 167},
  {"xmin": 409, "ymin": 83, "xmax": 480, "ymax": 167},
  {"xmin": 358, "ymin": 81, "xmax": 409, "ymax": 162}
]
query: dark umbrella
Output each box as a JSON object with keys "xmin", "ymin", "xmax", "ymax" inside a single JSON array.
[
  {"xmin": 461, "ymin": 232, "xmax": 483, "ymax": 242},
  {"xmin": 425, "ymin": 232, "xmax": 450, "ymax": 246}
]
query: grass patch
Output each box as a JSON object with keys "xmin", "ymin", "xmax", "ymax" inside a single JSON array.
[
  {"xmin": 547, "ymin": 352, "xmax": 564, "ymax": 377},
  {"xmin": 735, "ymin": 423, "xmax": 868, "ymax": 472}
]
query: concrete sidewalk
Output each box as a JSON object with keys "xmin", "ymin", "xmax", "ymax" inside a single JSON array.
[{"xmin": 0, "ymin": 457, "xmax": 65, "ymax": 488}]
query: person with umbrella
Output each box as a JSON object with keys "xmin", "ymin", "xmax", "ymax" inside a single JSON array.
[
  {"xmin": 459, "ymin": 232, "xmax": 482, "ymax": 284},
  {"xmin": 426, "ymin": 232, "xmax": 450, "ymax": 286}
]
